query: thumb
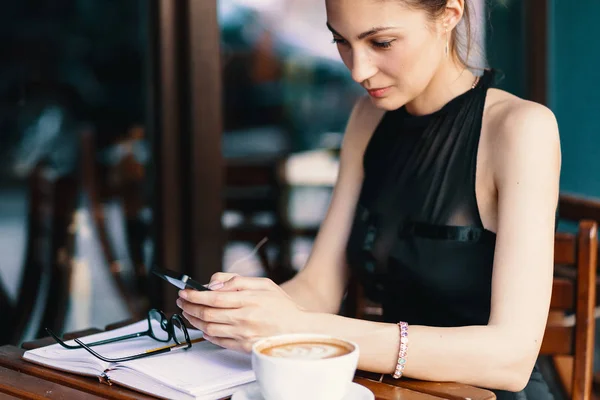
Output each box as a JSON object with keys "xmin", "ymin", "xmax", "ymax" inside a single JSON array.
[{"xmin": 207, "ymin": 272, "xmax": 239, "ymax": 289}]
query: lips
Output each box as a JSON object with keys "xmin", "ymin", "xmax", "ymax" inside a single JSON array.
[{"xmin": 366, "ymin": 86, "xmax": 391, "ymax": 98}]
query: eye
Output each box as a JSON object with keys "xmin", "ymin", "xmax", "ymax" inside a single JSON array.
[
  {"xmin": 372, "ymin": 40, "xmax": 395, "ymax": 49},
  {"xmin": 331, "ymin": 37, "xmax": 349, "ymax": 46}
]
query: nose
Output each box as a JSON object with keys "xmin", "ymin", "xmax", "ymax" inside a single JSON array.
[{"xmin": 349, "ymin": 49, "xmax": 378, "ymax": 84}]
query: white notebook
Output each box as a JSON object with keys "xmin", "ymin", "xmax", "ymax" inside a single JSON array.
[{"xmin": 22, "ymin": 320, "xmax": 255, "ymax": 400}]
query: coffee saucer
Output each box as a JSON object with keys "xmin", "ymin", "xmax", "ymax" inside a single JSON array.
[{"xmin": 231, "ymin": 381, "xmax": 374, "ymax": 400}]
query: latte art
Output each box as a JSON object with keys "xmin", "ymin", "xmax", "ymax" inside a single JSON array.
[{"xmin": 260, "ymin": 341, "xmax": 351, "ymax": 360}]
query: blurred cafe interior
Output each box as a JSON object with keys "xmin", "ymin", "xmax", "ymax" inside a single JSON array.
[{"xmin": 0, "ymin": 0, "xmax": 599, "ymax": 399}]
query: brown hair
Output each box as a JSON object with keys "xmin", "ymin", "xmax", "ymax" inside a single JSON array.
[{"xmin": 400, "ymin": 0, "xmax": 474, "ymax": 68}]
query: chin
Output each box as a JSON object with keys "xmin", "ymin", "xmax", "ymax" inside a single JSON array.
[{"xmin": 368, "ymin": 95, "xmax": 405, "ymax": 111}]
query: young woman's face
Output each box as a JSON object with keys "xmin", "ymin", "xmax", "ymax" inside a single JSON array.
[{"xmin": 325, "ymin": 0, "xmax": 446, "ymax": 110}]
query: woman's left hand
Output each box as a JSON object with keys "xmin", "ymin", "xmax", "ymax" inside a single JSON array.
[{"xmin": 176, "ymin": 275, "xmax": 307, "ymax": 353}]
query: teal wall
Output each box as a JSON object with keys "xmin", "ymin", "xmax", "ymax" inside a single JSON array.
[
  {"xmin": 549, "ymin": 0, "xmax": 600, "ymax": 197},
  {"xmin": 485, "ymin": 1, "xmax": 526, "ymax": 98},
  {"xmin": 487, "ymin": 1, "xmax": 600, "ymax": 198}
]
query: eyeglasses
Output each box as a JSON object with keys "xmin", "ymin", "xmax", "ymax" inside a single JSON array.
[{"xmin": 46, "ymin": 309, "xmax": 194, "ymax": 363}]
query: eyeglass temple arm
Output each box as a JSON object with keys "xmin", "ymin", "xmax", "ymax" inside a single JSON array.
[
  {"xmin": 73, "ymin": 338, "xmax": 173, "ymax": 363},
  {"xmin": 46, "ymin": 328, "xmax": 148, "ymax": 350}
]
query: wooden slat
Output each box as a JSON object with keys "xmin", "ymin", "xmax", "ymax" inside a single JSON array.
[
  {"xmin": 540, "ymin": 326, "xmax": 573, "ymax": 355},
  {"xmin": 551, "ymin": 278, "xmax": 575, "ymax": 310},
  {"xmin": 354, "ymin": 371, "xmax": 496, "ymax": 400},
  {"xmin": 573, "ymin": 220, "xmax": 598, "ymax": 400},
  {"xmin": 559, "ymin": 194, "xmax": 600, "ymax": 223},
  {"xmin": 353, "ymin": 377, "xmax": 443, "ymax": 399},
  {"xmin": 224, "ymin": 197, "xmax": 278, "ymax": 212},
  {"xmin": 0, "ymin": 392, "xmax": 19, "ymax": 399},
  {"xmin": 380, "ymin": 377, "xmax": 497, "ymax": 400},
  {"xmin": 226, "ymin": 228, "xmax": 273, "ymax": 242},
  {"xmin": 0, "ymin": 346, "xmax": 155, "ymax": 400},
  {"xmin": 554, "ymin": 355, "xmax": 574, "ymax": 398},
  {"xmin": 555, "ymin": 233, "xmax": 576, "ymax": 265},
  {"xmin": 0, "ymin": 365, "xmax": 105, "ymax": 399},
  {"xmin": 225, "ymin": 161, "xmax": 282, "ymax": 187}
]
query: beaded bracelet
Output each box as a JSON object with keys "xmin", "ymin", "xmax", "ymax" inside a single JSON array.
[{"xmin": 392, "ymin": 321, "xmax": 408, "ymax": 379}]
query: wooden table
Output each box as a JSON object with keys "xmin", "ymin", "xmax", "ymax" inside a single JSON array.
[{"xmin": 0, "ymin": 323, "xmax": 496, "ymax": 400}]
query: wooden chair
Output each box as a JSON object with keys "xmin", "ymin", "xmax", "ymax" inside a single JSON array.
[
  {"xmin": 555, "ymin": 194, "xmax": 600, "ymax": 398},
  {"xmin": 344, "ymin": 276, "xmax": 383, "ymax": 322},
  {"xmin": 556, "ymin": 194, "xmax": 600, "ymax": 287},
  {"xmin": 224, "ymin": 158, "xmax": 296, "ymax": 284},
  {"xmin": 80, "ymin": 128, "xmax": 150, "ymax": 320},
  {"xmin": 6, "ymin": 164, "xmax": 79, "ymax": 345},
  {"xmin": 541, "ymin": 220, "xmax": 598, "ymax": 400}
]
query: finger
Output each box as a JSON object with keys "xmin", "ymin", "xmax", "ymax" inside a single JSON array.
[
  {"xmin": 179, "ymin": 289, "xmax": 245, "ymax": 308},
  {"xmin": 208, "ymin": 272, "xmax": 239, "ymax": 287},
  {"xmin": 218, "ymin": 275, "xmax": 276, "ymax": 292},
  {"xmin": 181, "ymin": 311, "xmax": 256, "ymax": 348},
  {"xmin": 181, "ymin": 311, "xmax": 236, "ymax": 338},
  {"xmin": 182, "ymin": 311, "xmax": 224, "ymax": 335},
  {"xmin": 176, "ymin": 298, "xmax": 239, "ymax": 324},
  {"xmin": 203, "ymin": 334, "xmax": 251, "ymax": 353}
]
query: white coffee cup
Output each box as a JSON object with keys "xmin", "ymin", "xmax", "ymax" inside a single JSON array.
[{"xmin": 251, "ymin": 333, "xmax": 359, "ymax": 400}]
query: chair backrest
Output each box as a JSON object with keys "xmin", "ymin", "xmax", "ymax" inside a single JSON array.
[
  {"xmin": 8, "ymin": 164, "xmax": 79, "ymax": 345},
  {"xmin": 224, "ymin": 159, "xmax": 283, "ymax": 215},
  {"xmin": 559, "ymin": 194, "xmax": 600, "ymax": 224},
  {"xmin": 9, "ymin": 165, "xmax": 56, "ymax": 344},
  {"xmin": 557, "ymin": 193, "xmax": 600, "ymax": 286},
  {"xmin": 540, "ymin": 220, "xmax": 598, "ymax": 400},
  {"xmin": 80, "ymin": 129, "xmax": 150, "ymax": 320},
  {"xmin": 224, "ymin": 158, "xmax": 296, "ymax": 284}
]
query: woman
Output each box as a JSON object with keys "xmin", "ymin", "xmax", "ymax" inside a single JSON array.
[{"xmin": 176, "ymin": 0, "xmax": 561, "ymax": 397}]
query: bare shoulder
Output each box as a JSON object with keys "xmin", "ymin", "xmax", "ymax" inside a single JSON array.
[
  {"xmin": 484, "ymin": 89, "xmax": 560, "ymax": 159},
  {"xmin": 340, "ymin": 95, "xmax": 386, "ymax": 163},
  {"xmin": 485, "ymin": 89, "xmax": 559, "ymax": 146},
  {"xmin": 484, "ymin": 89, "xmax": 561, "ymax": 176}
]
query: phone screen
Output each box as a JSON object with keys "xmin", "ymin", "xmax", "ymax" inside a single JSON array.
[{"xmin": 152, "ymin": 268, "xmax": 210, "ymax": 291}]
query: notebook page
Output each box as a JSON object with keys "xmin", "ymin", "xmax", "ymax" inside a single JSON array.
[
  {"xmin": 111, "ymin": 340, "xmax": 255, "ymax": 396},
  {"xmin": 108, "ymin": 367, "xmax": 255, "ymax": 400},
  {"xmin": 106, "ymin": 367, "xmax": 195, "ymax": 400}
]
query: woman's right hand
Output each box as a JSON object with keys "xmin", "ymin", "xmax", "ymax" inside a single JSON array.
[{"xmin": 177, "ymin": 273, "xmax": 308, "ymax": 352}]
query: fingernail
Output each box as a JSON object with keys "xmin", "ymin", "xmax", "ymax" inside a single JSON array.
[
  {"xmin": 178, "ymin": 290, "xmax": 187, "ymax": 299},
  {"xmin": 176, "ymin": 299, "xmax": 182, "ymax": 308},
  {"xmin": 208, "ymin": 281, "xmax": 224, "ymax": 290}
]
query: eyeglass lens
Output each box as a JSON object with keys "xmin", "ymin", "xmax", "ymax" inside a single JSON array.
[
  {"xmin": 171, "ymin": 316, "xmax": 187, "ymax": 345},
  {"xmin": 148, "ymin": 309, "xmax": 170, "ymax": 342}
]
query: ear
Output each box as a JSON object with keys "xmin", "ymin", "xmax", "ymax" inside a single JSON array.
[{"xmin": 444, "ymin": 0, "xmax": 465, "ymax": 32}]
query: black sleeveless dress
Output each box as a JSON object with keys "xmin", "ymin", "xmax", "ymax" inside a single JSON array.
[{"xmin": 346, "ymin": 70, "xmax": 553, "ymax": 399}]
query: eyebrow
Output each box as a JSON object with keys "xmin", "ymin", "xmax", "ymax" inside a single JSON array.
[{"xmin": 326, "ymin": 22, "xmax": 396, "ymax": 40}]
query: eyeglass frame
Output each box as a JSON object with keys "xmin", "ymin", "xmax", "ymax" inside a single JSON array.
[{"xmin": 46, "ymin": 309, "xmax": 192, "ymax": 363}]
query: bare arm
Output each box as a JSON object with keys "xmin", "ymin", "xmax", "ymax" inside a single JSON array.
[
  {"xmin": 181, "ymin": 98, "xmax": 559, "ymax": 392},
  {"xmin": 290, "ymin": 102, "xmax": 561, "ymax": 391},
  {"xmin": 281, "ymin": 97, "xmax": 384, "ymax": 313}
]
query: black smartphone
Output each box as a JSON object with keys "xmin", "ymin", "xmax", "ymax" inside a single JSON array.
[{"xmin": 152, "ymin": 268, "xmax": 210, "ymax": 291}]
